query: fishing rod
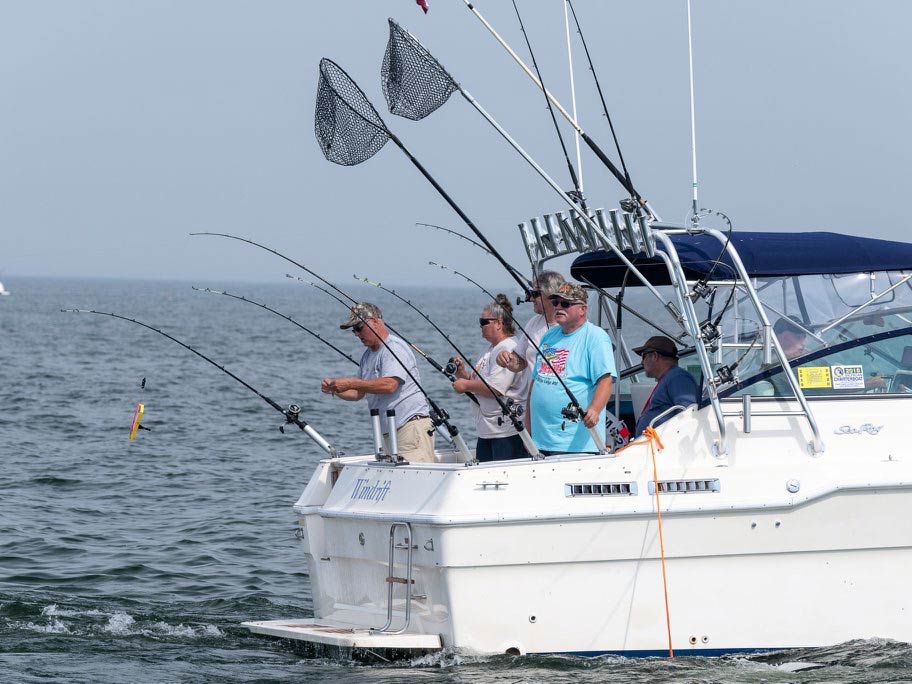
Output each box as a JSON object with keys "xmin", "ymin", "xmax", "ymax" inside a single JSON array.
[
  {"xmin": 381, "ymin": 20, "xmax": 678, "ymax": 319},
  {"xmin": 460, "ymin": 1, "xmax": 657, "ymax": 220},
  {"xmin": 574, "ymin": 276, "xmax": 689, "ymax": 345},
  {"xmin": 61, "ymin": 309, "xmax": 338, "ymax": 456},
  {"xmin": 300, "ymin": 279, "xmax": 473, "ymax": 462},
  {"xmin": 416, "ymin": 221, "xmax": 537, "ymax": 305},
  {"xmin": 416, "ymin": 222, "xmax": 493, "ymax": 258},
  {"xmin": 565, "ymin": 0, "xmax": 634, "ymax": 199},
  {"xmin": 316, "ymin": 57, "xmax": 532, "ymax": 298},
  {"xmin": 427, "ymin": 262, "xmax": 608, "ymax": 453},
  {"xmin": 192, "ymin": 286, "xmax": 359, "ymax": 367},
  {"xmin": 284, "ymin": 272, "xmax": 478, "ymax": 406},
  {"xmin": 510, "ymin": 0, "xmax": 586, "ymax": 211},
  {"xmin": 190, "ymin": 232, "xmax": 470, "ymax": 392},
  {"xmin": 354, "ymin": 274, "xmax": 543, "ymax": 459}
]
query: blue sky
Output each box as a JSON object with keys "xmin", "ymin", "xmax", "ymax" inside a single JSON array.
[{"xmin": 2, "ymin": 1, "xmax": 910, "ymax": 287}]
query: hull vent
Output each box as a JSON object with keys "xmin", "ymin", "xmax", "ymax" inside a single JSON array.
[
  {"xmin": 565, "ymin": 482, "xmax": 638, "ymax": 497},
  {"xmin": 648, "ymin": 478, "xmax": 721, "ymax": 494}
]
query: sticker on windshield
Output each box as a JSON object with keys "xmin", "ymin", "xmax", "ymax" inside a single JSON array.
[
  {"xmin": 831, "ymin": 364, "xmax": 865, "ymax": 390},
  {"xmin": 797, "ymin": 366, "xmax": 832, "ymax": 389}
]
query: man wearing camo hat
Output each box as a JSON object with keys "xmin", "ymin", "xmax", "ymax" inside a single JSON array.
[
  {"xmin": 496, "ymin": 270, "xmax": 565, "ymax": 373},
  {"xmin": 528, "ymin": 282, "xmax": 616, "ymax": 455},
  {"xmin": 321, "ymin": 302, "xmax": 435, "ymax": 462}
]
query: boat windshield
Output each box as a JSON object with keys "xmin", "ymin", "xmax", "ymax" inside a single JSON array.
[{"xmin": 715, "ymin": 270, "xmax": 912, "ymax": 397}]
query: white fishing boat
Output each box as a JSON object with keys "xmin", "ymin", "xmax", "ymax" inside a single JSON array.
[
  {"xmin": 243, "ymin": 4, "xmax": 912, "ymax": 661},
  {"xmin": 244, "ymin": 214, "xmax": 912, "ymax": 657},
  {"xmin": 0, "ymin": 280, "xmax": 9, "ymax": 296}
]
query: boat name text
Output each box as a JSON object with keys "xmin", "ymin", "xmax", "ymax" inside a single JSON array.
[{"xmin": 351, "ymin": 478, "xmax": 392, "ymax": 502}]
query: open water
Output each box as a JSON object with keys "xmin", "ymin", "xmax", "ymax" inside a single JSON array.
[{"xmin": 2, "ymin": 277, "xmax": 911, "ymax": 683}]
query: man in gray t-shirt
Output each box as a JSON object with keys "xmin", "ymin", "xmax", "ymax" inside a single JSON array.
[{"xmin": 321, "ymin": 302, "xmax": 435, "ymax": 462}]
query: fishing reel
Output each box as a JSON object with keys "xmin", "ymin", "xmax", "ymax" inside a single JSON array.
[
  {"xmin": 699, "ymin": 319, "xmax": 722, "ymax": 349},
  {"xmin": 444, "ymin": 357, "xmax": 460, "ymax": 379},
  {"xmin": 619, "ymin": 197, "xmax": 639, "ymax": 213},
  {"xmin": 279, "ymin": 404, "xmax": 302, "ymax": 433},
  {"xmin": 689, "ymin": 280, "xmax": 716, "ymax": 302},
  {"xmin": 560, "ymin": 402, "xmax": 583, "ymax": 430},
  {"xmin": 709, "ymin": 365, "xmax": 735, "ymax": 387},
  {"xmin": 496, "ymin": 397, "xmax": 524, "ymax": 426}
]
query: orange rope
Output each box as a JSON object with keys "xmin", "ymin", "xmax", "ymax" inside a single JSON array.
[{"xmin": 643, "ymin": 426, "xmax": 674, "ymax": 658}]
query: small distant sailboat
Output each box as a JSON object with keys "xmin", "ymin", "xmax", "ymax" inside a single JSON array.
[{"xmin": 0, "ymin": 279, "xmax": 9, "ymax": 296}]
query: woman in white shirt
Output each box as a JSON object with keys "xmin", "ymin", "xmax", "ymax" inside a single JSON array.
[{"xmin": 452, "ymin": 294, "xmax": 530, "ymax": 461}]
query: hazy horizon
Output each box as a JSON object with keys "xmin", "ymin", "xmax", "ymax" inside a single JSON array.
[{"xmin": 3, "ymin": 1, "xmax": 910, "ymax": 285}]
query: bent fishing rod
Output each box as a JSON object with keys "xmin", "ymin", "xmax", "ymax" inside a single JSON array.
[
  {"xmin": 62, "ymin": 309, "xmax": 338, "ymax": 456},
  {"xmin": 192, "ymin": 287, "xmax": 359, "ymax": 367},
  {"xmin": 428, "ymin": 262, "xmax": 607, "ymax": 453},
  {"xmin": 355, "ymin": 275, "xmax": 543, "ymax": 459},
  {"xmin": 301, "ymin": 280, "xmax": 472, "ymax": 462},
  {"xmin": 282, "ymin": 271, "xmax": 478, "ymax": 406},
  {"xmin": 294, "ymin": 274, "xmax": 474, "ymax": 399},
  {"xmin": 190, "ymin": 232, "xmax": 469, "ymax": 392},
  {"xmin": 381, "ymin": 20, "xmax": 678, "ymax": 320},
  {"xmin": 459, "ymin": 2, "xmax": 656, "ymax": 219},
  {"xmin": 315, "ymin": 57, "xmax": 532, "ymax": 298},
  {"xmin": 416, "ymin": 221, "xmax": 538, "ymax": 303}
]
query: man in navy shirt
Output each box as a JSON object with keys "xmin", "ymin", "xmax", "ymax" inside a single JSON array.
[{"xmin": 633, "ymin": 336, "xmax": 699, "ymax": 436}]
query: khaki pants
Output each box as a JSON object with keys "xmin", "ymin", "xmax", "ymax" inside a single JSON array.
[{"xmin": 383, "ymin": 417, "xmax": 436, "ymax": 463}]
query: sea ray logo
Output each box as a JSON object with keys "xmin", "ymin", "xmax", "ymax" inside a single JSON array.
[
  {"xmin": 538, "ymin": 346, "xmax": 569, "ymax": 376},
  {"xmin": 351, "ymin": 478, "xmax": 393, "ymax": 503}
]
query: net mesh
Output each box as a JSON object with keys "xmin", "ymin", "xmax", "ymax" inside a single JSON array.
[
  {"xmin": 315, "ymin": 58, "xmax": 390, "ymax": 166},
  {"xmin": 382, "ymin": 19, "xmax": 458, "ymax": 121}
]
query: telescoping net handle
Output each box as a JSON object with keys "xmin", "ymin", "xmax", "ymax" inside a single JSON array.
[
  {"xmin": 315, "ymin": 58, "xmax": 391, "ymax": 166},
  {"xmin": 382, "ymin": 18, "xmax": 458, "ymax": 121}
]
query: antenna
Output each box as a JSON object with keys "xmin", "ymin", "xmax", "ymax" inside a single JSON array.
[{"xmin": 687, "ymin": 0, "xmax": 700, "ymax": 226}]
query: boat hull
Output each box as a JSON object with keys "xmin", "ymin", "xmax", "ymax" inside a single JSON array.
[{"xmin": 257, "ymin": 400, "xmax": 912, "ymax": 655}]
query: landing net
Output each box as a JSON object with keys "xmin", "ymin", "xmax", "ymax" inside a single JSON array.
[
  {"xmin": 382, "ymin": 18, "xmax": 458, "ymax": 121},
  {"xmin": 315, "ymin": 58, "xmax": 390, "ymax": 166}
]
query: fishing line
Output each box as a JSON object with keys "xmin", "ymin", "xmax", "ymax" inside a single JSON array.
[
  {"xmin": 62, "ymin": 309, "xmax": 338, "ymax": 455},
  {"xmin": 428, "ymin": 261, "xmax": 608, "ymax": 430},
  {"xmin": 511, "ymin": 0, "xmax": 586, "ymax": 209},
  {"xmin": 315, "ymin": 58, "xmax": 532, "ymax": 298},
  {"xmin": 460, "ymin": 1, "xmax": 657, "ymax": 219},
  {"xmin": 192, "ymin": 286, "xmax": 359, "ymax": 367},
  {"xmin": 302, "ymin": 281, "xmax": 472, "ymax": 459},
  {"xmin": 380, "ymin": 20, "xmax": 675, "ymax": 313},
  {"xmin": 190, "ymin": 232, "xmax": 469, "ymax": 389},
  {"xmin": 286, "ymin": 273, "xmax": 477, "ymax": 406},
  {"xmin": 354, "ymin": 275, "xmax": 542, "ymax": 457},
  {"xmin": 565, "ymin": 0, "xmax": 634, "ymax": 195},
  {"xmin": 415, "ymin": 222, "xmax": 493, "ymax": 256}
]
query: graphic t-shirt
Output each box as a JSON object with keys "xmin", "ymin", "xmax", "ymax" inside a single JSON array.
[
  {"xmin": 470, "ymin": 337, "xmax": 530, "ymax": 438},
  {"xmin": 530, "ymin": 322, "xmax": 616, "ymax": 453},
  {"xmin": 358, "ymin": 334, "xmax": 428, "ymax": 430}
]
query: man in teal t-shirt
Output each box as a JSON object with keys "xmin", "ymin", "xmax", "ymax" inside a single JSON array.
[{"xmin": 529, "ymin": 282, "xmax": 616, "ymax": 454}]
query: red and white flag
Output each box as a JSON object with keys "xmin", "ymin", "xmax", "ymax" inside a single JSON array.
[
  {"xmin": 538, "ymin": 348, "xmax": 569, "ymax": 376},
  {"xmin": 416, "ymin": 0, "xmax": 429, "ymax": 13}
]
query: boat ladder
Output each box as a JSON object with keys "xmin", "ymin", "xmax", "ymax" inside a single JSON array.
[{"xmin": 373, "ymin": 522, "xmax": 415, "ymax": 634}]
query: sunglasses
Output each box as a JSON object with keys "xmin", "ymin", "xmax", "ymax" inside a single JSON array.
[
  {"xmin": 351, "ymin": 322, "xmax": 366, "ymax": 333},
  {"xmin": 479, "ymin": 317, "xmax": 497, "ymax": 326},
  {"xmin": 528, "ymin": 289, "xmax": 542, "ymax": 298},
  {"xmin": 549, "ymin": 297, "xmax": 582, "ymax": 309}
]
